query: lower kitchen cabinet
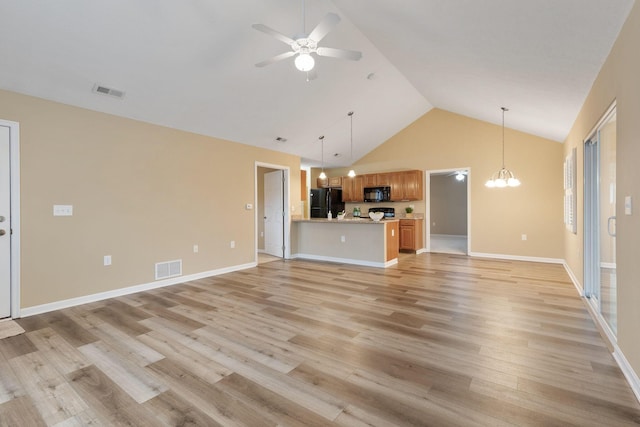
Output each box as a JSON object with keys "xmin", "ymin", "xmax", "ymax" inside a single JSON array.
[{"xmin": 399, "ymin": 219, "xmax": 424, "ymax": 252}]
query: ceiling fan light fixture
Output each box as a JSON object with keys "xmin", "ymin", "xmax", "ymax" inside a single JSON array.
[{"xmin": 294, "ymin": 53, "xmax": 315, "ymax": 71}]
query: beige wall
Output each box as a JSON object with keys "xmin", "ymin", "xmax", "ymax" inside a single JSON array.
[
  {"xmin": 430, "ymin": 174, "xmax": 467, "ymax": 236},
  {"xmin": 0, "ymin": 89, "xmax": 300, "ymax": 308},
  {"xmin": 563, "ymin": 2, "xmax": 640, "ymax": 378},
  {"xmin": 322, "ymin": 109, "xmax": 564, "ymax": 259}
]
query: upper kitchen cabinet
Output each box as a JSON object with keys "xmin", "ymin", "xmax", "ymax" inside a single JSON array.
[
  {"xmin": 390, "ymin": 170, "xmax": 424, "ymax": 201},
  {"xmin": 317, "ymin": 176, "xmax": 328, "ymax": 188},
  {"xmin": 316, "ymin": 176, "xmax": 342, "ymax": 188},
  {"xmin": 363, "ymin": 174, "xmax": 377, "ymax": 187},
  {"xmin": 342, "ymin": 175, "xmax": 364, "ymax": 202}
]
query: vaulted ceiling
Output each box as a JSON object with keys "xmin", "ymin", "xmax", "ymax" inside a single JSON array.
[{"xmin": 0, "ymin": 0, "xmax": 634, "ymax": 167}]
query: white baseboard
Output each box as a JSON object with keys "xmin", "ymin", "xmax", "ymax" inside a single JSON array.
[
  {"xmin": 416, "ymin": 248, "xmax": 428, "ymax": 254},
  {"xmin": 562, "ymin": 261, "xmax": 640, "ymax": 404},
  {"xmin": 614, "ymin": 347, "xmax": 640, "ymax": 403},
  {"xmin": 469, "ymin": 252, "xmax": 564, "ymax": 264},
  {"xmin": 291, "ymin": 253, "xmax": 392, "ymax": 269},
  {"xmin": 562, "ymin": 261, "xmax": 584, "ymax": 296},
  {"xmin": 19, "ymin": 261, "xmax": 257, "ymax": 318}
]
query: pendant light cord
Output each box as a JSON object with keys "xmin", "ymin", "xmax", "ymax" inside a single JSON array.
[{"xmin": 501, "ymin": 107, "xmax": 508, "ymax": 169}]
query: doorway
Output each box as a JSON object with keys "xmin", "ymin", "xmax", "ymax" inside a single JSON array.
[
  {"xmin": 427, "ymin": 169, "xmax": 470, "ymax": 255},
  {"xmin": 255, "ymin": 163, "xmax": 290, "ymax": 263},
  {"xmin": 584, "ymin": 104, "xmax": 617, "ymax": 337},
  {"xmin": 0, "ymin": 119, "xmax": 20, "ymax": 319}
]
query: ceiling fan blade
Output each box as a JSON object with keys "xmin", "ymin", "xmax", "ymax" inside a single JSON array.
[
  {"xmin": 252, "ymin": 23, "xmax": 296, "ymax": 45},
  {"xmin": 316, "ymin": 47, "xmax": 362, "ymax": 61},
  {"xmin": 308, "ymin": 13, "xmax": 340, "ymax": 42},
  {"xmin": 255, "ymin": 51, "xmax": 295, "ymax": 68}
]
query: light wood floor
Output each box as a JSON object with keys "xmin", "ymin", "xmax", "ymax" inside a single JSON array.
[{"xmin": 2, "ymin": 253, "xmax": 640, "ymax": 426}]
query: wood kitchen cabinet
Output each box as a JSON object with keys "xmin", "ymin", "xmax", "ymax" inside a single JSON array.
[
  {"xmin": 363, "ymin": 174, "xmax": 377, "ymax": 187},
  {"xmin": 399, "ymin": 219, "xmax": 424, "ymax": 252},
  {"xmin": 316, "ymin": 176, "xmax": 328, "ymax": 188},
  {"xmin": 329, "ymin": 176, "xmax": 343, "ymax": 187},
  {"xmin": 342, "ymin": 175, "xmax": 364, "ymax": 202},
  {"xmin": 390, "ymin": 170, "xmax": 424, "ymax": 201},
  {"xmin": 376, "ymin": 173, "xmax": 392, "ymax": 186},
  {"xmin": 316, "ymin": 176, "xmax": 342, "ymax": 188},
  {"xmin": 385, "ymin": 221, "xmax": 399, "ymax": 262}
]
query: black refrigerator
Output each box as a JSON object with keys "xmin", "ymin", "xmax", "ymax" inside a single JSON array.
[{"xmin": 310, "ymin": 188, "xmax": 345, "ymax": 218}]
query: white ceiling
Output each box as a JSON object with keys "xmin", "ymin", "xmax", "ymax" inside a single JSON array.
[{"xmin": 0, "ymin": 0, "xmax": 634, "ymax": 167}]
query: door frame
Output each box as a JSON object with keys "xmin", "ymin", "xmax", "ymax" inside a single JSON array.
[
  {"xmin": 1, "ymin": 119, "xmax": 21, "ymax": 319},
  {"xmin": 583, "ymin": 101, "xmax": 617, "ymax": 341},
  {"xmin": 425, "ymin": 167, "xmax": 471, "ymax": 254},
  {"xmin": 255, "ymin": 162, "xmax": 291, "ymax": 260}
]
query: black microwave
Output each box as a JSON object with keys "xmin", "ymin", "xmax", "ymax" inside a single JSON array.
[{"xmin": 364, "ymin": 186, "xmax": 391, "ymax": 203}]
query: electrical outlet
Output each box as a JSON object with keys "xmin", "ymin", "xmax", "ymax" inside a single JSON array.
[
  {"xmin": 521, "ymin": 234, "xmax": 527, "ymax": 241},
  {"xmin": 53, "ymin": 205, "xmax": 73, "ymax": 216},
  {"xmin": 193, "ymin": 245, "xmax": 198, "ymax": 253},
  {"xmin": 230, "ymin": 240, "xmax": 235, "ymax": 249},
  {"xmin": 103, "ymin": 255, "xmax": 111, "ymax": 266},
  {"xmin": 432, "ymin": 222, "xmax": 436, "ymax": 227},
  {"xmin": 260, "ymin": 231, "xmax": 264, "ymax": 238},
  {"xmin": 341, "ymin": 235, "xmax": 346, "ymax": 243}
]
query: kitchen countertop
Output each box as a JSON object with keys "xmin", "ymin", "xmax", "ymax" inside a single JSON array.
[{"xmin": 292, "ymin": 218, "xmax": 399, "ymax": 224}]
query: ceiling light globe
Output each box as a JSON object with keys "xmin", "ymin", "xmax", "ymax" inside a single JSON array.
[
  {"xmin": 508, "ymin": 178, "xmax": 521, "ymax": 187},
  {"xmin": 318, "ymin": 171, "xmax": 327, "ymax": 179},
  {"xmin": 485, "ymin": 180, "xmax": 495, "ymax": 188},
  {"xmin": 495, "ymin": 178, "xmax": 507, "ymax": 188},
  {"xmin": 348, "ymin": 169, "xmax": 356, "ymax": 178},
  {"xmin": 295, "ymin": 53, "xmax": 315, "ymax": 71}
]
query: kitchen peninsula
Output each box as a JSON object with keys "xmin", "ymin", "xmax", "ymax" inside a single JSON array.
[{"xmin": 291, "ymin": 218, "xmax": 399, "ymax": 268}]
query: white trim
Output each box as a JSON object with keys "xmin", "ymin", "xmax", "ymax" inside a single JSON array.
[
  {"xmin": 562, "ymin": 261, "xmax": 584, "ymax": 296},
  {"xmin": 0, "ymin": 119, "xmax": 21, "ymax": 319},
  {"xmin": 416, "ymin": 248, "xmax": 428, "ymax": 254},
  {"xmin": 425, "ymin": 167, "xmax": 471, "ymax": 255},
  {"xmin": 291, "ymin": 253, "xmax": 396, "ymax": 269},
  {"xmin": 469, "ymin": 252, "xmax": 564, "ymax": 264},
  {"xmin": 564, "ymin": 260, "xmax": 640, "ymax": 405},
  {"xmin": 19, "ymin": 262, "xmax": 256, "ymax": 318},
  {"xmin": 255, "ymin": 162, "xmax": 291, "ymax": 262},
  {"xmin": 613, "ymin": 346, "xmax": 640, "ymax": 403}
]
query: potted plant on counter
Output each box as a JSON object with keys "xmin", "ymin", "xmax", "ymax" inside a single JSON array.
[{"xmin": 405, "ymin": 206, "xmax": 414, "ymax": 218}]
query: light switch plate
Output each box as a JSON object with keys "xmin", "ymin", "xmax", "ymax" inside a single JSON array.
[
  {"xmin": 53, "ymin": 205, "xmax": 73, "ymax": 216},
  {"xmin": 625, "ymin": 196, "xmax": 632, "ymax": 215}
]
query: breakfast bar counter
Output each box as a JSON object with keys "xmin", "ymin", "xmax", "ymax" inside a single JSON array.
[{"xmin": 291, "ymin": 218, "xmax": 399, "ymax": 268}]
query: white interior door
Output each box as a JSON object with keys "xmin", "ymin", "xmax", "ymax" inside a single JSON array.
[
  {"xmin": 0, "ymin": 125, "xmax": 11, "ymax": 318},
  {"xmin": 264, "ymin": 170, "xmax": 284, "ymax": 258}
]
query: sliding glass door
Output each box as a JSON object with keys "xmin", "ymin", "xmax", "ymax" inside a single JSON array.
[{"xmin": 584, "ymin": 106, "xmax": 617, "ymax": 336}]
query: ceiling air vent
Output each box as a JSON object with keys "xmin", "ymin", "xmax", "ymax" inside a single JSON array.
[{"xmin": 92, "ymin": 83, "xmax": 126, "ymax": 99}]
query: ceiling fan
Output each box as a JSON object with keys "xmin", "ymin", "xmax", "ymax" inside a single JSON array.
[{"xmin": 252, "ymin": 0, "xmax": 362, "ymax": 76}]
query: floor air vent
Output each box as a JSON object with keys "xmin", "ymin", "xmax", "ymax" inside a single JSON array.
[{"xmin": 155, "ymin": 259, "xmax": 182, "ymax": 280}]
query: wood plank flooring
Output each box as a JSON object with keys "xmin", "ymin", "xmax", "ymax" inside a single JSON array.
[{"xmin": 2, "ymin": 253, "xmax": 640, "ymax": 426}]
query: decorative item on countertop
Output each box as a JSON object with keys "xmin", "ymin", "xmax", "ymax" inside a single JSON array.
[
  {"xmin": 337, "ymin": 210, "xmax": 346, "ymax": 220},
  {"xmin": 405, "ymin": 206, "xmax": 414, "ymax": 218},
  {"xmin": 369, "ymin": 211, "xmax": 384, "ymax": 222},
  {"xmin": 353, "ymin": 206, "xmax": 361, "ymax": 217},
  {"xmin": 327, "ymin": 211, "xmax": 332, "ymax": 220}
]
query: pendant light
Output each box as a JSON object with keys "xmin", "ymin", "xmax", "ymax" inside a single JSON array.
[
  {"xmin": 347, "ymin": 111, "xmax": 356, "ymax": 177},
  {"xmin": 318, "ymin": 135, "xmax": 327, "ymax": 179},
  {"xmin": 485, "ymin": 107, "xmax": 521, "ymax": 188}
]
